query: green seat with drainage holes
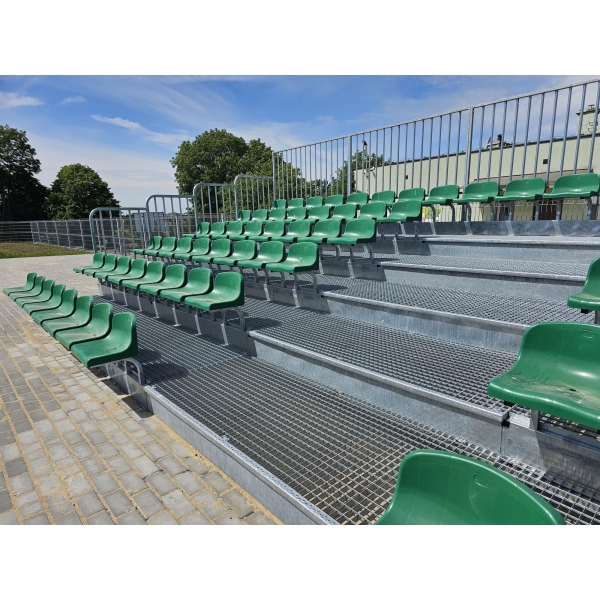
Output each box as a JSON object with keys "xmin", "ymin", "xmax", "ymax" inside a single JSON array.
[
  {"xmin": 201, "ymin": 239, "xmax": 232, "ymax": 263},
  {"xmin": 9, "ymin": 275, "xmax": 45, "ymax": 301},
  {"xmin": 397, "ymin": 187, "xmax": 426, "ymax": 203},
  {"xmin": 55, "ymin": 303, "xmax": 113, "ymax": 350},
  {"xmin": 24, "ymin": 283, "xmax": 66, "ymax": 314},
  {"xmin": 83, "ymin": 253, "xmax": 117, "ymax": 276},
  {"xmin": 568, "ymin": 257, "xmax": 600, "ymax": 311},
  {"xmin": 333, "ymin": 204, "xmax": 358, "ymax": 220},
  {"xmin": 270, "ymin": 220, "xmax": 312, "ymax": 243},
  {"xmin": 284, "ymin": 207, "xmax": 307, "ymax": 224},
  {"xmin": 71, "ymin": 312, "xmax": 138, "ymax": 369},
  {"xmin": 371, "ymin": 190, "xmax": 395, "ymax": 206},
  {"xmin": 423, "ymin": 184, "xmax": 460, "ymax": 206},
  {"xmin": 237, "ymin": 241, "xmax": 285, "ymax": 269},
  {"xmin": 335, "ymin": 218, "xmax": 376, "ymax": 245},
  {"xmin": 306, "ymin": 196, "xmax": 323, "ymax": 208},
  {"xmin": 377, "ymin": 199, "xmax": 422, "ymax": 223},
  {"xmin": 174, "ymin": 237, "xmax": 210, "ymax": 261},
  {"xmin": 184, "ymin": 272, "xmax": 244, "ymax": 312},
  {"xmin": 213, "ymin": 240, "xmax": 257, "ymax": 267},
  {"xmin": 271, "ymin": 199, "xmax": 287, "ymax": 210},
  {"xmin": 306, "ymin": 205, "xmax": 331, "ymax": 223},
  {"xmin": 288, "ymin": 197, "xmax": 305, "ymax": 208},
  {"xmin": 265, "ymin": 242, "xmax": 319, "ymax": 273},
  {"xmin": 346, "ymin": 192, "xmax": 369, "ymax": 207},
  {"xmin": 230, "ymin": 221, "xmax": 263, "ymax": 241},
  {"xmin": 157, "ymin": 237, "xmax": 192, "ymax": 258},
  {"xmin": 16, "ymin": 279, "xmax": 54, "ymax": 308},
  {"xmin": 267, "ymin": 208, "xmax": 286, "ymax": 222},
  {"xmin": 358, "ymin": 201, "xmax": 387, "ymax": 219},
  {"xmin": 251, "ymin": 209, "xmax": 268, "ymax": 221},
  {"xmin": 487, "ymin": 322, "xmax": 600, "ymax": 431},
  {"xmin": 296, "ymin": 218, "xmax": 342, "ymax": 244},
  {"xmin": 133, "ymin": 236, "xmax": 162, "ymax": 256},
  {"xmin": 184, "ymin": 222, "xmax": 211, "ymax": 238},
  {"xmin": 43, "ymin": 295, "xmax": 94, "ymax": 336},
  {"xmin": 121, "ymin": 261, "xmax": 165, "ymax": 290},
  {"xmin": 454, "ymin": 181, "xmax": 499, "ymax": 204},
  {"xmin": 237, "ymin": 210, "xmax": 252, "ymax": 221},
  {"xmin": 325, "ymin": 194, "xmax": 344, "ymax": 207},
  {"xmin": 139, "ymin": 263, "xmax": 188, "ymax": 296},
  {"xmin": 95, "ymin": 256, "xmax": 132, "ymax": 281},
  {"xmin": 107, "ymin": 259, "xmax": 146, "ymax": 286},
  {"xmin": 494, "ymin": 178, "xmax": 546, "ymax": 202},
  {"xmin": 375, "ymin": 449, "xmax": 565, "ymax": 525},
  {"xmin": 160, "ymin": 268, "xmax": 213, "ymax": 302},
  {"xmin": 247, "ymin": 220, "xmax": 285, "ymax": 242},
  {"xmin": 542, "ymin": 173, "xmax": 600, "ymax": 200},
  {"xmin": 4, "ymin": 272, "xmax": 37, "ymax": 296},
  {"xmin": 74, "ymin": 253, "xmax": 105, "ymax": 273},
  {"xmin": 33, "ymin": 289, "xmax": 78, "ymax": 325}
]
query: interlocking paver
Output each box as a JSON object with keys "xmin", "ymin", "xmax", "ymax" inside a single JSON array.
[
  {"xmin": 104, "ymin": 490, "xmax": 133, "ymax": 517},
  {"xmin": 87, "ymin": 511, "xmax": 115, "ymax": 525},
  {"xmin": 202, "ymin": 470, "xmax": 232, "ymax": 495},
  {"xmin": 173, "ymin": 471, "xmax": 204, "ymax": 496},
  {"xmin": 55, "ymin": 511, "xmax": 83, "ymax": 525},
  {"xmin": 162, "ymin": 490, "xmax": 195, "ymax": 519},
  {"xmin": 118, "ymin": 510, "xmax": 146, "ymax": 525},
  {"xmin": 221, "ymin": 489, "xmax": 255, "ymax": 518},
  {"xmin": 133, "ymin": 489, "xmax": 164, "ymax": 519},
  {"xmin": 77, "ymin": 491, "xmax": 105, "ymax": 518},
  {"xmin": 147, "ymin": 510, "xmax": 178, "ymax": 525},
  {"xmin": 146, "ymin": 472, "xmax": 176, "ymax": 496}
]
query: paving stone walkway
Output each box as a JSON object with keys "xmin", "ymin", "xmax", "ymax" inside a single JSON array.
[{"xmin": 0, "ymin": 254, "xmax": 279, "ymax": 525}]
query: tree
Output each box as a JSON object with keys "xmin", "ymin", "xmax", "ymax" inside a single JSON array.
[
  {"xmin": 46, "ymin": 164, "xmax": 119, "ymax": 220},
  {"xmin": 0, "ymin": 124, "xmax": 48, "ymax": 221},
  {"xmin": 331, "ymin": 150, "xmax": 385, "ymax": 198}
]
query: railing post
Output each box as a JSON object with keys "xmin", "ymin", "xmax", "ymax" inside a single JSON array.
[
  {"xmin": 65, "ymin": 220, "xmax": 71, "ymax": 247},
  {"xmin": 346, "ymin": 135, "xmax": 352, "ymax": 196},
  {"xmin": 272, "ymin": 152, "xmax": 277, "ymax": 202},
  {"xmin": 463, "ymin": 106, "xmax": 474, "ymax": 189}
]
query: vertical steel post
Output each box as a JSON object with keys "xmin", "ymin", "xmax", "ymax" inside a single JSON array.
[{"xmin": 346, "ymin": 135, "xmax": 352, "ymax": 196}]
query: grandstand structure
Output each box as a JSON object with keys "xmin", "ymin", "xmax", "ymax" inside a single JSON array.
[{"xmin": 30, "ymin": 78, "xmax": 600, "ymax": 524}]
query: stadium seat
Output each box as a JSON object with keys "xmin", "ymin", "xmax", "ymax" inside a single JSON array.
[
  {"xmin": 375, "ymin": 449, "xmax": 565, "ymax": 525},
  {"xmin": 267, "ymin": 208, "xmax": 286, "ymax": 222},
  {"xmin": 283, "ymin": 207, "xmax": 307, "ymax": 224},
  {"xmin": 230, "ymin": 221, "xmax": 263, "ymax": 241},
  {"xmin": 24, "ymin": 284, "xmax": 66, "ymax": 314},
  {"xmin": 376, "ymin": 200, "xmax": 423, "ymax": 227},
  {"xmin": 43, "ymin": 295, "xmax": 93, "ymax": 336},
  {"xmin": 287, "ymin": 198, "xmax": 305, "ymax": 209},
  {"xmin": 397, "ymin": 187, "xmax": 426, "ymax": 206},
  {"xmin": 306, "ymin": 196, "xmax": 323, "ymax": 208},
  {"xmin": 542, "ymin": 173, "xmax": 600, "ymax": 220},
  {"xmin": 358, "ymin": 201, "xmax": 387, "ymax": 219},
  {"xmin": 106, "ymin": 259, "xmax": 146, "ymax": 286},
  {"xmin": 200, "ymin": 239, "xmax": 232, "ymax": 263},
  {"xmin": 334, "ymin": 219, "xmax": 377, "ymax": 253},
  {"xmin": 9, "ymin": 275, "xmax": 45, "ymax": 301},
  {"xmin": 324, "ymin": 194, "xmax": 344, "ymax": 207},
  {"xmin": 71, "ymin": 312, "xmax": 138, "ymax": 369},
  {"xmin": 206, "ymin": 222, "xmax": 226, "ymax": 238},
  {"xmin": 32, "ymin": 289, "xmax": 77, "ymax": 325},
  {"xmin": 121, "ymin": 261, "xmax": 165, "ymax": 291},
  {"xmin": 83, "ymin": 253, "xmax": 117, "ymax": 276},
  {"xmin": 133, "ymin": 237, "xmax": 162, "ymax": 255},
  {"xmin": 211, "ymin": 221, "xmax": 244, "ymax": 239},
  {"xmin": 487, "ymin": 322, "xmax": 600, "ymax": 431},
  {"xmin": 568, "ymin": 256, "xmax": 600, "ymax": 318},
  {"xmin": 371, "ymin": 190, "xmax": 395, "ymax": 206},
  {"xmin": 265, "ymin": 242, "xmax": 320, "ymax": 285},
  {"xmin": 212, "ymin": 240, "xmax": 257, "ymax": 267},
  {"xmin": 494, "ymin": 178, "xmax": 546, "ymax": 221},
  {"xmin": 55, "ymin": 303, "xmax": 113, "ymax": 350},
  {"xmin": 183, "ymin": 222, "xmax": 210, "ymax": 238},
  {"xmin": 237, "ymin": 241, "xmax": 285, "ymax": 269},
  {"xmin": 422, "ymin": 184, "xmax": 460, "ymax": 221},
  {"xmin": 3, "ymin": 272, "xmax": 37, "ymax": 296},
  {"xmin": 247, "ymin": 220, "xmax": 285, "ymax": 242},
  {"xmin": 271, "ymin": 199, "xmax": 287, "ymax": 210},
  {"xmin": 237, "ymin": 210, "xmax": 252, "ymax": 221},
  {"xmin": 160, "ymin": 268, "xmax": 213, "ymax": 302},
  {"xmin": 144, "ymin": 237, "xmax": 175, "ymax": 258},
  {"xmin": 296, "ymin": 218, "xmax": 342, "ymax": 244},
  {"xmin": 251, "ymin": 209, "xmax": 268, "ymax": 221},
  {"xmin": 270, "ymin": 220, "xmax": 312, "ymax": 243},
  {"xmin": 139, "ymin": 263, "xmax": 188, "ymax": 296},
  {"xmin": 16, "ymin": 279, "xmax": 54, "ymax": 308},
  {"xmin": 332, "ymin": 204, "xmax": 358, "ymax": 220},
  {"xmin": 156, "ymin": 237, "xmax": 193, "ymax": 259},
  {"xmin": 305, "ymin": 205, "xmax": 331, "ymax": 224},
  {"xmin": 345, "ymin": 192, "xmax": 369, "ymax": 207},
  {"xmin": 453, "ymin": 181, "xmax": 499, "ymax": 221},
  {"xmin": 174, "ymin": 237, "xmax": 211, "ymax": 261},
  {"xmin": 95, "ymin": 256, "xmax": 131, "ymax": 281},
  {"xmin": 184, "ymin": 271, "xmax": 244, "ymax": 312},
  {"xmin": 74, "ymin": 253, "xmax": 105, "ymax": 273}
]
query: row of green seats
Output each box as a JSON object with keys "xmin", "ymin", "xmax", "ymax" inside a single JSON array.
[
  {"xmin": 487, "ymin": 255, "xmax": 600, "ymax": 431},
  {"xmin": 3, "ymin": 273, "xmax": 138, "ymax": 368}
]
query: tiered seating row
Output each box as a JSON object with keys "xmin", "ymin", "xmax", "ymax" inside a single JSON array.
[{"xmin": 3, "ymin": 273, "xmax": 138, "ymax": 368}]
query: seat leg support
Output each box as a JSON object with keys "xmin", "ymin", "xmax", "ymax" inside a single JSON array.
[
  {"xmin": 595, "ymin": 311, "xmax": 600, "ymax": 325},
  {"xmin": 529, "ymin": 409, "xmax": 540, "ymax": 432}
]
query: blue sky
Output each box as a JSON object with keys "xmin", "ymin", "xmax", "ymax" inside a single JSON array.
[{"xmin": 0, "ymin": 75, "xmax": 593, "ymax": 207}]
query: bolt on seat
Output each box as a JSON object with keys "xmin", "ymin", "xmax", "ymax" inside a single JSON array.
[
  {"xmin": 266, "ymin": 208, "xmax": 286, "ymax": 222},
  {"xmin": 3, "ymin": 272, "xmax": 37, "ymax": 296},
  {"xmin": 375, "ymin": 449, "xmax": 565, "ymax": 525},
  {"xmin": 160, "ymin": 268, "xmax": 213, "ymax": 302},
  {"xmin": 32, "ymin": 289, "xmax": 78, "ymax": 325},
  {"xmin": 283, "ymin": 207, "xmax": 307, "ymax": 224},
  {"xmin": 74, "ymin": 253, "xmax": 105, "ymax": 273},
  {"xmin": 55, "ymin": 303, "xmax": 114, "ymax": 350},
  {"xmin": 43, "ymin": 295, "xmax": 93, "ymax": 336}
]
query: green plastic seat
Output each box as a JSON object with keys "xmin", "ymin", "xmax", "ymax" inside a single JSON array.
[
  {"xmin": 335, "ymin": 218, "xmax": 376, "ymax": 245},
  {"xmin": 157, "ymin": 237, "xmax": 192, "ymax": 258},
  {"xmin": 454, "ymin": 181, "xmax": 499, "ymax": 204},
  {"xmin": 265, "ymin": 242, "xmax": 319, "ymax": 273},
  {"xmin": 211, "ymin": 221, "xmax": 243, "ymax": 239},
  {"xmin": 205, "ymin": 222, "xmax": 226, "ymax": 238},
  {"xmin": 270, "ymin": 220, "xmax": 312, "ymax": 243},
  {"xmin": 71, "ymin": 312, "xmax": 138, "ymax": 369},
  {"xmin": 3, "ymin": 272, "xmax": 37, "ymax": 296},
  {"xmin": 267, "ymin": 208, "xmax": 286, "ymax": 222},
  {"xmin": 306, "ymin": 196, "xmax": 323, "ymax": 208},
  {"xmin": 74, "ymin": 253, "xmax": 105, "ymax": 273},
  {"xmin": 297, "ymin": 218, "xmax": 342, "ymax": 244},
  {"xmin": 24, "ymin": 283, "xmax": 66, "ymax": 314},
  {"xmin": 542, "ymin": 173, "xmax": 600, "ymax": 200},
  {"xmin": 324, "ymin": 194, "xmax": 344, "ymax": 207},
  {"xmin": 375, "ymin": 449, "xmax": 565, "ymax": 525},
  {"xmin": 422, "ymin": 184, "xmax": 460, "ymax": 206},
  {"xmin": 139, "ymin": 263, "xmax": 188, "ymax": 296},
  {"xmin": 33, "ymin": 289, "xmax": 78, "ymax": 325},
  {"xmin": 287, "ymin": 197, "xmax": 305, "ymax": 209},
  {"xmin": 198, "ymin": 239, "xmax": 232, "ymax": 264},
  {"xmin": 55, "ymin": 303, "xmax": 113, "ymax": 350},
  {"xmin": 247, "ymin": 220, "xmax": 285, "ymax": 242},
  {"xmin": 184, "ymin": 272, "xmax": 244, "ymax": 312},
  {"xmin": 371, "ymin": 190, "xmax": 395, "ymax": 206},
  {"xmin": 213, "ymin": 240, "xmax": 257, "ymax": 267},
  {"xmin": 10, "ymin": 275, "xmax": 46, "ymax": 301},
  {"xmin": 16, "ymin": 279, "xmax": 54, "ymax": 307},
  {"xmin": 83, "ymin": 253, "xmax": 117, "ymax": 276},
  {"xmin": 345, "ymin": 192, "xmax": 369, "ymax": 207},
  {"xmin": 283, "ymin": 207, "xmax": 307, "ymax": 224},
  {"xmin": 488, "ymin": 322, "xmax": 600, "ymax": 431},
  {"xmin": 358, "ymin": 201, "xmax": 387, "ymax": 219},
  {"xmin": 251, "ymin": 209, "xmax": 268, "ymax": 221},
  {"xmin": 160, "ymin": 268, "xmax": 213, "ymax": 302},
  {"xmin": 44, "ymin": 295, "xmax": 93, "ymax": 336},
  {"xmin": 230, "ymin": 221, "xmax": 263, "ymax": 242},
  {"xmin": 237, "ymin": 210, "xmax": 252, "ymax": 222},
  {"xmin": 568, "ymin": 257, "xmax": 600, "ymax": 311},
  {"xmin": 494, "ymin": 178, "xmax": 546, "ymax": 202},
  {"xmin": 397, "ymin": 187, "xmax": 426, "ymax": 204},
  {"xmin": 237, "ymin": 241, "xmax": 285, "ymax": 269},
  {"xmin": 95, "ymin": 256, "xmax": 132, "ymax": 281},
  {"xmin": 305, "ymin": 205, "xmax": 331, "ymax": 224},
  {"xmin": 133, "ymin": 236, "xmax": 162, "ymax": 255},
  {"xmin": 146, "ymin": 237, "xmax": 176, "ymax": 258},
  {"xmin": 332, "ymin": 204, "xmax": 358, "ymax": 220},
  {"xmin": 121, "ymin": 261, "xmax": 165, "ymax": 291},
  {"xmin": 184, "ymin": 222, "xmax": 211, "ymax": 238},
  {"xmin": 107, "ymin": 259, "xmax": 146, "ymax": 286},
  {"xmin": 271, "ymin": 199, "xmax": 287, "ymax": 210},
  {"xmin": 174, "ymin": 237, "xmax": 210, "ymax": 261},
  {"xmin": 377, "ymin": 200, "xmax": 422, "ymax": 223}
]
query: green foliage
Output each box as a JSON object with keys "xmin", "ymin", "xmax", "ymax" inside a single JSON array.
[
  {"xmin": 0, "ymin": 124, "xmax": 48, "ymax": 221},
  {"xmin": 46, "ymin": 164, "xmax": 119, "ymax": 220},
  {"xmin": 331, "ymin": 151, "xmax": 385, "ymax": 198}
]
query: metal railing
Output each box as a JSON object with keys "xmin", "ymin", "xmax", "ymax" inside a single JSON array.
[
  {"xmin": 145, "ymin": 194, "xmax": 196, "ymax": 237},
  {"xmin": 89, "ymin": 207, "xmax": 150, "ymax": 255},
  {"xmin": 233, "ymin": 175, "xmax": 273, "ymax": 214},
  {"xmin": 191, "ymin": 183, "xmax": 234, "ymax": 223}
]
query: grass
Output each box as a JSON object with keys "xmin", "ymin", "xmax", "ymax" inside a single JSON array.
[{"xmin": 0, "ymin": 242, "xmax": 91, "ymax": 259}]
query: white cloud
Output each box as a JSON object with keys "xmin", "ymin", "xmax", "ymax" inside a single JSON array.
[
  {"xmin": 59, "ymin": 95, "xmax": 85, "ymax": 105},
  {"xmin": 91, "ymin": 113, "xmax": 186, "ymax": 147},
  {"xmin": 91, "ymin": 114, "xmax": 145, "ymax": 131},
  {"xmin": 0, "ymin": 91, "xmax": 43, "ymax": 109}
]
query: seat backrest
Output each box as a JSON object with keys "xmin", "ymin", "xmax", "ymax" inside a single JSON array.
[
  {"xmin": 581, "ymin": 256, "xmax": 600, "ymax": 296},
  {"xmin": 31, "ymin": 275, "xmax": 46, "ymax": 291},
  {"xmin": 39, "ymin": 280, "xmax": 55, "ymax": 296},
  {"xmin": 72, "ymin": 295, "xmax": 93, "ymax": 321},
  {"xmin": 287, "ymin": 207, "xmax": 307, "ymax": 220},
  {"xmin": 257, "ymin": 241, "xmax": 285, "ymax": 262},
  {"xmin": 376, "ymin": 449, "xmax": 565, "ymax": 525},
  {"xmin": 102, "ymin": 254, "xmax": 118, "ymax": 269},
  {"xmin": 306, "ymin": 196, "xmax": 323, "ymax": 208},
  {"xmin": 213, "ymin": 271, "xmax": 244, "ymax": 300},
  {"xmin": 333, "ymin": 204, "xmax": 357, "ymax": 219},
  {"xmin": 145, "ymin": 260, "xmax": 165, "ymax": 278},
  {"xmin": 504, "ymin": 177, "xmax": 546, "ymax": 197},
  {"xmin": 288, "ymin": 197, "xmax": 305, "ymax": 208},
  {"xmin": 59, "ymin": 289, "xmax": 78, "ymax": 313},
  {"xmin": 345, "ymin": 218, "xmax": 376, "ymax": 237},
  {"xmin": 252, "ymin": 209, "xmax": 268, "ymax": 220},
  {"xmin": 325, "ymin": 194, "xmax": 344, "ymax": 206},
  {"xmin": 226, "ymin": 221, "xmax": 244, "ymax": 235},
  {"xmin": 173, "ymin": 237, "xmax": 192, "ymax": 254},
  {"xmin": 268, "ymin": 208, "xmax": 286, "ymax": 221},
  {"xmin": 287, "ymin": 242, "xmax": 319, "ymax": 266},
  {"xmin": 398, "ymin": 187, "xmax": 426, "ymax": 201},
  {"xmin": 271, "ymin": 199, "xmax": 287, "ymax": 210},
  {"xmin": 159, "ymin": 237, "xmax": 177, "ymax": 252},
  {"xmin": 346, "ymin": 192, "xmax": 369, "ymax": 206},
  {"xmin": 287, "ymin": 220, "xmax": 312, "ymax": 237},
  {"xmin": 163, "ymin": 264, "xmax": 188, "ymax": 286},
  {"xmin": 264, "ymin": 221, "xmax": 286, "ymax": 236},
  {"xmin": 359, "ymin": 201, "xmax": 387, "ymax": 218},
  {"xmin": 209, "ymin": 222, "xmax": 226, "ymax": 235},
  {"xmin": 390, "ymin": 199, "xmax": 423, "ymax": 220},
  {"xmin": 464, "ymin": 181, "xmax": 499, "ymax": 198},
  {"xmin": 371, "ymin": 190, "xmax": 395, "ymax": 203},
  {"xmin": 232, "ymin": 240, "xmax": 257, "ymax": 258},
  {"xmin": 244, "ymin": 221, "xmax": 263, "ymax": 235},
  {"xmin": 128, "ymin": 259, "xmax": 147, "ymax": 278},
  {"xmin": 196, "ymin": 222, "xmax": 210, "ymax": 235},
  {"xmin": 48, "ymin": 283, "xmax": 66, "ymax": 302},
  {"xmin": 191, "ymin": 237, "xmax": 211, "ymax": 254},
  {"xmin": 428, "ymin": 184, "xmax": 460, "ymax": 201},
  {"xmin": 314, "ymin": 218, "xmax": 342, "ymax": 237},
  {"xmin": 187, "ymin": 268, "xmax": 213, "ymax": 293},
  {"xmin": 150, "ymin": 236, "xmax": 163, "ymax": 249},
  {"xmin": 115, "ymin": 256, "xmax": 132, "ymax": 271},
  {"xmin": 89, "ymin": 303, "xmax": 114, "ymax": 335},
  {"xmin": 238, "ymin": 210, "xmax": 252, "ymax": 221},
  {"xmin": 309, "ymin": 205, "xmax": 331, "ymax": 220},
  {"xmin": 209, "ymin": 238, "xmax": 232, "ymax": 255},
  {"xmin": 90, "ymin": 253, "xmax": 106, "ymax": 266},
  {"xmin": 108, "ymin": 312, "xmax": 138, "ymax": 355},
  {"xmin": 552, "ymin": 173, "xmax": 600, "ymax": 195}
]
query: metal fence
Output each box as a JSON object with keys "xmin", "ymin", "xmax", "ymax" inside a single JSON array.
[{"xmin": 89, "ymin": 207, "xmax": 151, "ymax": 254}]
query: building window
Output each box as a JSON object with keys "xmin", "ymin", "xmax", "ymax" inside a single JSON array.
[{"xmin": 542, "ymin": 158, "xmax": 548, "ymax": 165}]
